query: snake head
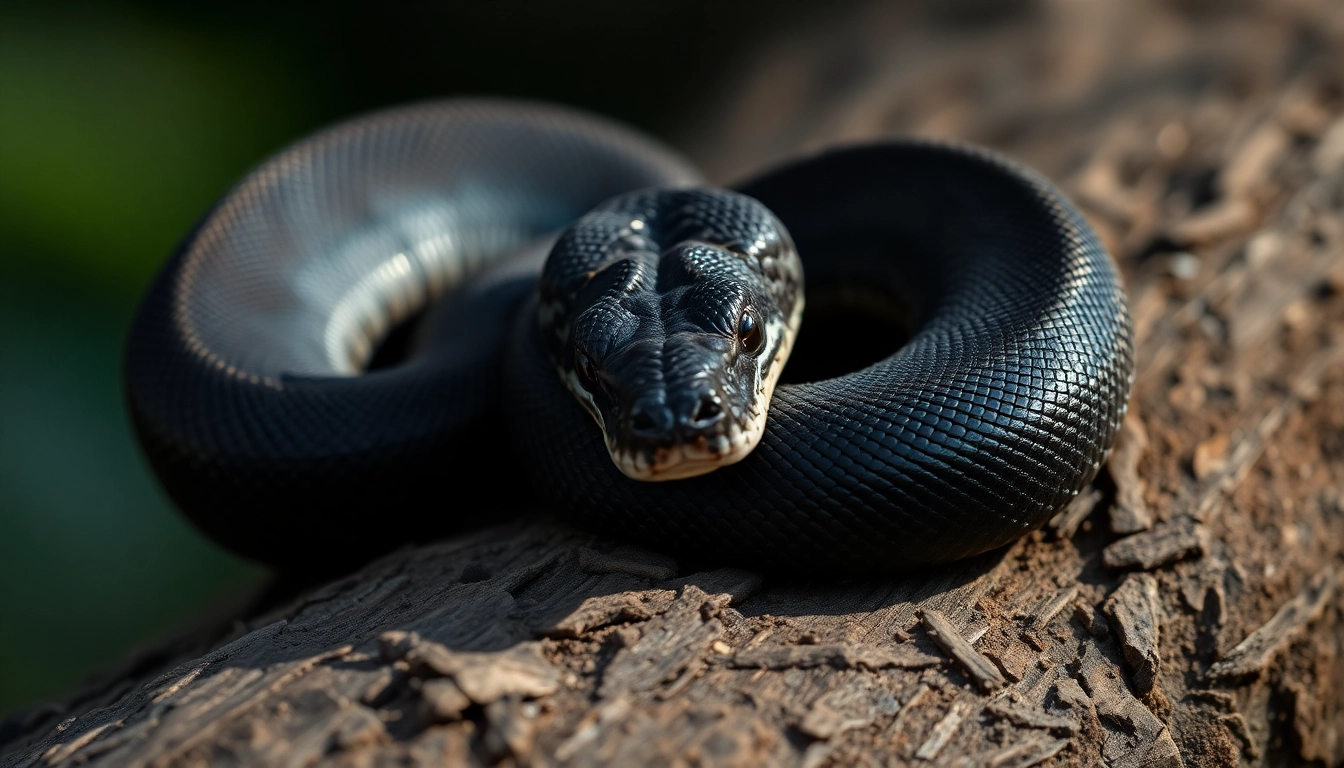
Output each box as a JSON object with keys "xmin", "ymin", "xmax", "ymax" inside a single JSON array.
[{"xmin": 540, "ymin": 188, "xmax": 803, "ymax": 481}]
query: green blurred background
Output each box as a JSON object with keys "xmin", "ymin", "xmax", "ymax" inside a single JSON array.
[{"xmin": 0, "ymin": 0, "xmax": 816, "ymax": 713}]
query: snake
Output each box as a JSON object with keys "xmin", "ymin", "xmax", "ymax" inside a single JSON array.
[{"xmin": 124, "ymin": 99, "xmax": 1133, "ymax": 575}]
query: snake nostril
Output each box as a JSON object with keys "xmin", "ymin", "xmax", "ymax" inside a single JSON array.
[
  {"xmin": 629, "ymin": 407, "xmax": 664, "ymax": 436},
  {"xmin": 689, "ymin": 396, "xmax": 723, "ymax": 427}
]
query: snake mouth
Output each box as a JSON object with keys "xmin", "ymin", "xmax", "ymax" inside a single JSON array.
[{"xmin": 609, "ymin": 413, "xmax": 762, "ymax": 481}]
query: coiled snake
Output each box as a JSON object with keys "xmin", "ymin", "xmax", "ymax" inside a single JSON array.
[{"xmin": 125, "ymin": 100, "xmax": 1133, "ymax": 574}]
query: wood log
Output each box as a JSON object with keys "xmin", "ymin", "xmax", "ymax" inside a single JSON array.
[{"xmin": 5, "ymin": 1, "xmax": 1344, "ymax": 765}]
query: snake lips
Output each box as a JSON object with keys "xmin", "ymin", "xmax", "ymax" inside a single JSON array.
[{"xmin": 540, "ymin": 189, "xmax": 803, "ymax": 481}]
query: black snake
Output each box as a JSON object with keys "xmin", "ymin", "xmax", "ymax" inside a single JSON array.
[{"xmin": 124, "ymin": 100, "xmax": 1133, "ymax": 574}]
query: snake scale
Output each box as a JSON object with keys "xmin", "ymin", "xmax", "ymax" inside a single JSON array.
[{"xmin": 124, "ymin": 100, "xmax": 1133, "ymax": 574}]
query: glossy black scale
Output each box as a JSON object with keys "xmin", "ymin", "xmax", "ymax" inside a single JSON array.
[{"xmin": 124, "ymin": 101, "xmax": 1132, "ymax": 574}]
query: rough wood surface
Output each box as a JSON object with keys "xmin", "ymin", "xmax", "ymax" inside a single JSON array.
[
  {"xmin": 5, "ymin": 0, "xmax": 1344, "ymax": 765},
  {"xmin": 1103, "ymin": 573, "xmax": 1163, "ymax": 695}
]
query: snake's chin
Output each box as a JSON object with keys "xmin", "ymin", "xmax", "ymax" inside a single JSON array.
[{"xmin": 609, "ymin": 416, "xmax": 765, "ymax": 482}]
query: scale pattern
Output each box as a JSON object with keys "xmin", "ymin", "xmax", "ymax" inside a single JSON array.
[
  {"xmin": 507, "ymin": 142, "xmax": 1133, "ymax": 573},
  {"xmin": 125, "ymin": 101, "xmax": 1132, "ymax": 573},
  {"xmin": 124, "ymin": 101, "xmax": 699, "ymax": 564}
]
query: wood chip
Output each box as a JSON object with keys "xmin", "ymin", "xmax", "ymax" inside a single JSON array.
[
  {"xmin": 1029, "ymin": 586, "xmax": 1080, "ymax": 632},
  {"xmin": 800, "ymin": 742, "xmax": 834, "ymax": 768},
  {"xmin": 666, "ymin": 567, "xmax": 762, "ymax": 604},
  {"xmin": 545, "ymin": 589, "xmax": 677, "ymax": 638},
  {"xmin": 886, "ymin": 683, "xmax": 931, "ymax": 747},
  {"xmin": 730, "ymin": 643, "xmax": 940, "ymax": 671},
  {"xmin": 920, "ymin": 608, "xmax": 1006, "ymax": 692},
  {"xmin": 915, "ymin": 699, "xmax": 973, "ymax": 760},
  {"xmin": 985, "ymin": 735, "xmax": 1072, "ymax": 768},
  {"xmin": 1171, "ymin": 198, "xmax": 1257, "ymax": 244},
  {"xmin": 420, "ymin": 678, "xmax": 471, "ymax": 721},
  {"xmin": 553, "ymin": 696, "xmax": 630, "ymax": 762},
  {"xmin": 330, "ymin": 706, "xmax": 386, "ymax": 751},
  {"xmin": 1221, "ymin": 124, "xmax": 1289, "ymax": 199},
  {"xmin": 982, "ymin": 646, "xmax": 1032, "ymax": 683},
  {"xmin": 1108, "ymin": 411, "xmax": 1153, "ymax": 534},
  {"xmin": 1183, "ymin": 346, "xmax": 1344, "ymax": 523},
  {"xmin": 483, "ymin": 698, "xmax": 537, "ymax": 762},
  {"xmin": 1209, "ymin": 567, "xmax": 1337, "ymax": 681},
  {"xmin": 1072, "ymin": 600, "xmax": 1109, "ymax": 638},
  {"xmin": 1050, "ymin": 678, "xmax": 1098, "ymax": 727},
  {"xmin": 985, "ymin": 700, "xmax": 1079, "ymax": 735},
  {"xmin": 1102, "ymin": 515, "xmax": 1208, "ymax": 570},
  {"xmin": 1103, "ymin": 573, "xmax": 1163, "ymax": 693},
  {"xmin": 597, "ymin": 585, "xmax": 725, "ymax": 698},
  {"xmin": 381, "ymin": 632, "xmax": 559, "ymax": 704},
  {"xmin": 1192, "ymin": 433, "xmax": 1230, "ymax": 480},
  {"xmin": 798, "ymin": 701, "xmax": 872, "ymax": 740},
  {"xmin": 1075, "ymin": 645, "xmax": 1183, "ymax": 768},
  {"xmin": 1050, "ymin": 488, "xmax": 1102, "ymax": 539}
]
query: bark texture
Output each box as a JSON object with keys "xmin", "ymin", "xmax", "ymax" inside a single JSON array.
[{"xmin": 5, "ymin": 1, "xmax": 1344, "ymax": 765}]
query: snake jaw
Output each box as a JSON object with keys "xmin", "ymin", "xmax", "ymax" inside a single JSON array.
[{"xmin": 611, "ymin": 421, "xmax": 751, "ymax": 481}]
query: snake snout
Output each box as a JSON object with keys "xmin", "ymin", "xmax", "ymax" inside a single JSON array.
[
  {"xmin": 626, "ymin": 400, "xmax": 673, "ymax": 437},
  {"xmin": 608, "ymin": 378, "xmax": 745, "ymax": 481},
  {"xmin": 625, "ymin": 388, "xmax": 725, "ymax": 439},
  {"xmin": 684, "ymin": 392, "xmax": 725, "ymax": 429}
]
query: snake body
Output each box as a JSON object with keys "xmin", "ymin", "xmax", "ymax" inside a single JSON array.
[{"xmin": 125, "ymin": 99, "xmax": 1133, "ymax": 574}]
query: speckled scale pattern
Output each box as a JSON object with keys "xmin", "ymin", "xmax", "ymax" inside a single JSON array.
[{"xmin": 506, "ymin": 141, "xmax": 1133, "ymax": 573}]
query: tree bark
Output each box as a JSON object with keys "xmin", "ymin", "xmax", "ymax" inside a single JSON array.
[{"xmin": 5, "ymin": 1, "xmax": 1344, "ymax": 766}]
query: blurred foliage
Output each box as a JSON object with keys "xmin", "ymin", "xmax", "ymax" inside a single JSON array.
[
  {"xmin": 0, "ymin": 4, "xmax": 310, "ymax": 713},
  {"xmin": 0, "ymin": 7, "xmax": 312, "ymax": 294},
  {"xmin": 0, "ymin": 0, "xmax": 815, "ymax": 714}
]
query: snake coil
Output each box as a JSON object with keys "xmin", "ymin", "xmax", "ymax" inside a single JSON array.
[{"xmin": 125, "ymin": 99, "xmax": 1133, "ymax": 574}]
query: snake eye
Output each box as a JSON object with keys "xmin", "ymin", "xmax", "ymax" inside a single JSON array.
[
  {"xmin": 575, "ymin": 349, "xmax": 600, "ymax": 391},
  {"xmin": 738, "ymin": 310, "xmax": 765, "ymax": 355}
]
